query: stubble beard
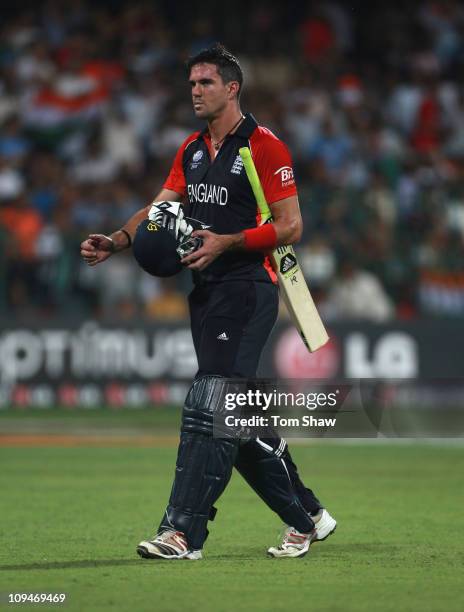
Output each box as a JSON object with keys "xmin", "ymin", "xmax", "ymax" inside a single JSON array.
[
  {"xmin": 194, "ymin": 107, "xmax": 209, "ymax": 120},
  {"xmin": 193, "ymin": 98, "xmax": 227, "ymax": 123}
]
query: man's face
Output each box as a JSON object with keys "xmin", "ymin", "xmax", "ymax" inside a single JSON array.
[{"xmin": 189, "ymin": 63, "xmax": 233, "ymax": 120}]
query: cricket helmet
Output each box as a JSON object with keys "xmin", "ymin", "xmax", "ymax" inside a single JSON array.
[{"xmin": 132, "ymin": 219, "xmax": 183, "ymax": 277}]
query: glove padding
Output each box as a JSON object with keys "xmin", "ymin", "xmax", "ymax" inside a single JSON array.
[{"xmin": 148, "ymin": 201, "xmax": 193, "ymax": 241}]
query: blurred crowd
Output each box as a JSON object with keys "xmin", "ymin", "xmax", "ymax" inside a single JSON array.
[{"xmin": 1, "ymin": 0, "xmax": 464, "ymax": 321}]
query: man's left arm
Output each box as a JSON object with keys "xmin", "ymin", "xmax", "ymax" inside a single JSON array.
[
  {"xmin": 182, "ymin": 195, "xmax": 302, "ymax": 271},
  {"xmin": 267, "ymin": 195, "xmax": 302, "ymax": 244}
]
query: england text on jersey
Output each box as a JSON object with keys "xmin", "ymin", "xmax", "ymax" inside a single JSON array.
[{"xmin": 187, "ymin": 183, "xmax": 228, "ymax": 205}]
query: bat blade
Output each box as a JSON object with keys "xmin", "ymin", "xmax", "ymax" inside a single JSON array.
[
  {"xmin": 239, "ymin": 147, "xmax": 329, "ymax": 353},
  {"xmin": 271, "ymin": 244, "xmax": 329, "ymax": 351}
]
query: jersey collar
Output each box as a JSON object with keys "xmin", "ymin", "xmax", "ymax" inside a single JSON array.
[{"xmin": 198, "ymin": 112, "xmax": 258, "ymax": 142}]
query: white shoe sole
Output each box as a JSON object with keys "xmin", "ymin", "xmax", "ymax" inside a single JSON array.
[
  {"xmin": 267, "ymin": 540, "xmax": 310, "ymax": 559},
  {"xmin": 137, "ymin": 541, "xmax": 202, "ymax": 560}
]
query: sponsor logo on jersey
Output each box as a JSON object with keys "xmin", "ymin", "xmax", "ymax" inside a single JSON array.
[
  {"xmin": 217, "ymin": 332, "xmax": 229, "ymax": 341},
  {"xmin": 147, "ymin": 221, "xmax": 159, "ymax": 231},
  {"xmin": 187, "ymin": 183, "xmax": 228, "ymax": 206},
  {"xmin": 231, "ymin": 155, "xmax": 244, "ymax": 175},
  {"xmin": 274, "ymin": 165, "xmax": 295, "ymax": 187}
]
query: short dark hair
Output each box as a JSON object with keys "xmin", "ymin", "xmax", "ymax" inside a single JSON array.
[{"xmin": 186, "ymin": 43, "xmax": 244, "ymax": 97}]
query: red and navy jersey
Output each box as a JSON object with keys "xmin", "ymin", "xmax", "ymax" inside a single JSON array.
[{"xmin": 164, "ymin": 113, "xmax": 297, "ymax": 283}]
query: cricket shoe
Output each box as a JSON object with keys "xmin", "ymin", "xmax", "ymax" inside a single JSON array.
[
  {"xmin": 267, "ymin": 527, "xmax": 314, "ymax": 558},
  {"xmin": 137, "ymin": 530, "xmax": 202, "ymax": 560},
  {"xmin": 312, "ymin": 508, "xmax": 337, "ymax": 542},
  {"xmin": 267, "ymin": 509, "xmax": 337, "ymax": 558}
]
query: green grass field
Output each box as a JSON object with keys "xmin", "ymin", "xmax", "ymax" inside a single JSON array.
[{"xmin": 1, "ymin": 412, "xmax": 463, "ymax": 612}]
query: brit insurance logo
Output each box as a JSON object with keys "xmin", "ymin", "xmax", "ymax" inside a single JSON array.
[
  {"xmin": 274, "ymin": 165, "xmax": 295, "ymax": 187},
  {"xmin": 231, "ymin": 154, "xmax": 244, "ymax": 175},
  {"xmin": 190, "ymin": 149, "xmax": 204, "ymax": 170}
]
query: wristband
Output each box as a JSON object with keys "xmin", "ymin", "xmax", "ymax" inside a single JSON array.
[
  {"xmin": 243, "ymin": 224, "xmax": 277, "ymax": 251},
  {"xmin": 120, "ymin": 228, "xmax": 132, "ymax": 247}
]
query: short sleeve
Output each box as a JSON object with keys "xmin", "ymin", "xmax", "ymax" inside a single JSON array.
[
  {"xmin": 251, "ymin": 129, "xmax": 297, "ymax": 204},
  {"xmin": 163, "ymin": 133, "xmax": 199, "ymax": 196}
]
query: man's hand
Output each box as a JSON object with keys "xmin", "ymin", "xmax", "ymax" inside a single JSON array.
[
  {"xmin": 181, "ymin": 230, "xmax": 243, "ymax": 271},
  {"xmin": 80, "ymin": 234, "xmax": 115, "ymax": 266}
]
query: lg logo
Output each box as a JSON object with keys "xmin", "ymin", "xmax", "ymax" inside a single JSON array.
[
  {"xmin": 345, "ymin": 332, "xmax": 418, "ymax": 378},
  {"xmin": 275, "ymin": 329, "xmax": 419, "ymax": 380}
]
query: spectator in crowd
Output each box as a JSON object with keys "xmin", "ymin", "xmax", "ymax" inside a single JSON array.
[
  {"xmin": 0, "ymin": 192, "xmax": 43, "ymax": 309},
  {"xmin": 321, "ymin": 255, "xmax": 395, "ymax": 322}
]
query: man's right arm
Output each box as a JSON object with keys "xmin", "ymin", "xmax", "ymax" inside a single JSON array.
[{"xmin": 80, "ymin": 188, "xmax": 182, "ymax": 266}]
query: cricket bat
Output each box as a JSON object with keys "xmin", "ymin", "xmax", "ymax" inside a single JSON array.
[{"xmin": 239, "ymin": 147, "xmax": 329, "ymax": 352}]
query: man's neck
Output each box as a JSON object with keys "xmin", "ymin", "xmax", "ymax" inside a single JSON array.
[{"xmin": 208, "ymin": 108, "xmax": 244, "ymax": 144}]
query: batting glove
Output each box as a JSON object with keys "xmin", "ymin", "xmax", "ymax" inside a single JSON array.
[{"xmin": 148, "ymin": 201, "xmax": 194, "ymax": 241}]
